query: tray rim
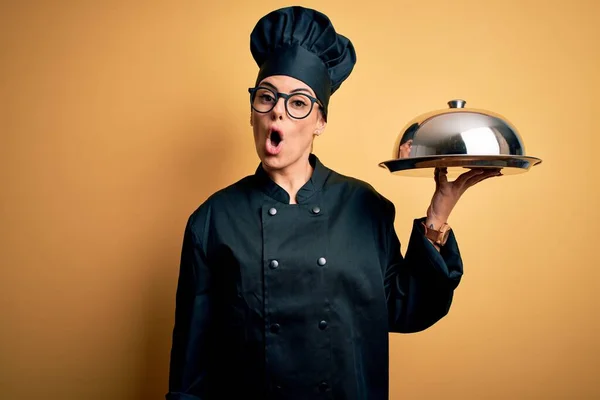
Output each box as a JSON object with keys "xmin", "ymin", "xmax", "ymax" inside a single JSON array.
[{"xmin": 378, "ymin": 154, "xmax": 543, "ymax": 171}]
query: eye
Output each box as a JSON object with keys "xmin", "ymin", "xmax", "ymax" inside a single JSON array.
[
  {"xmin": 254, "ymin": 88, "xmax": 276, "ymax": 104},
  {"xmin": 259, "ymin": 94, "xmax": 275, "ymax": 103},
  {"xmin": 289, "ymin": 95, "xmax": 309, "ymax": 109}
]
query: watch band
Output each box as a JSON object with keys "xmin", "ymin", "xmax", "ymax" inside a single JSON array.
[{"xmin": 422, "ymin": 222, "xmax": 451, "ymax": 246}]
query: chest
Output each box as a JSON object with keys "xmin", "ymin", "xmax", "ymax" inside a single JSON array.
[{"xmin": 206, "ymin": 195, "xmax": 387, "ymax": 310}]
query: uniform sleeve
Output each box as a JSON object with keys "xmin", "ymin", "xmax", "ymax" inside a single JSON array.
[
  {"xmin": 383, "ymin": 201, "xmax": 464, "ymax": 333},
  {"xmin": 166, "ymin": 212, "xmax": 213, "ymax": 399}
]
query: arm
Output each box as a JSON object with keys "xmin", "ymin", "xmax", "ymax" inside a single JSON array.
[
  {"xmin": 384, "ymin": 204, "xmax": 463, "ymax": 333},
  {"xmin": 384, "ymin": 167, "xmax": 501, "ymax": 333},
  {"xmin": 166, "ymin": 214, "xmax": 213, "ymax": 400}
]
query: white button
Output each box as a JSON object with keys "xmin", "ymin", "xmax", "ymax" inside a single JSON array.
[{"xmin": 269, "ymin": 207, "xmax": 277, "ymax": 216}]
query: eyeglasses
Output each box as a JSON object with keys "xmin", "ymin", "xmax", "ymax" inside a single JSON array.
[{"xmin": 248, "ymin": 86, "xmax": 322, "ymax": 119}]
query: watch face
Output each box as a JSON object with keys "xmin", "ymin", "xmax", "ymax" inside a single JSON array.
[{"xmin": 440, "ymin": 231, "xmax": 450, "ymax": 245}]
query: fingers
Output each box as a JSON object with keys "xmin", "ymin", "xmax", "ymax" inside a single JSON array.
[
  {"xmin": 463, "ymin": 169, "xmax": 502, "ymax": 188},
  {"xmin": 436, "ymin": 167, "xmax": 502, "ymax": 194},
  {"xmin": 454, "ymin": 168, "xmax": 486, "ymax": 186}
]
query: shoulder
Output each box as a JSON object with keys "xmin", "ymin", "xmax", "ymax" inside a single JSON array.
[
  {"xmin": 325, "ymin": 167, "xmax": 394, "ymax": 210},
  {"xmin": 185, "ymin": 174, "xmax": 256, "ymax": 231},
  {"xmin": 323, "ymin": 167, "xmax": 397, "ymax": 228}
]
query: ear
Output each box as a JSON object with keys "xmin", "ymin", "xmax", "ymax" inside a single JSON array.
[{"xmin": 314, "ymin": 114, "xmax": 327, "ymax": 136}]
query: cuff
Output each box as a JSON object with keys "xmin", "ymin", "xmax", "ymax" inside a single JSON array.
[{"xmin": 407, "ymin": 217, "xmax": 463, "ymax": 287}]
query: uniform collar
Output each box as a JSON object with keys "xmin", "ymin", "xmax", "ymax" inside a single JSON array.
[{"xmin": 254, "ymin": 153, "xmax": 330, "ymax": 204}]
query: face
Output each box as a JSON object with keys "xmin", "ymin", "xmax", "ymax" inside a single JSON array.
[
  {"xmin": 250, "ymin": 75, "xmax": 326, "ymax": 172},
  {"xmin": 399, "ymin": 139, "xmax": 413, "ymax": 158}
]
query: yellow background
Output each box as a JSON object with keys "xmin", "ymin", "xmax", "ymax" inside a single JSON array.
[{"xmin": 2, "ymin": 0, "xmax": 599, "ymax": 399}]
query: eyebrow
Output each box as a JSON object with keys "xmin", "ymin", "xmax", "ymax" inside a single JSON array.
[
  {"xmin": 261, "ymin": 81, "xmax": 313, "ymax": 96},
  {"xmin": 290, "ymin": 88, "xmax": 312, "ymax": 95}
]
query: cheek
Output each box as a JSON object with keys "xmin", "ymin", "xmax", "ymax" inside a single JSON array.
[
  {"xmin": 252, "ymin": 113, "xmax": 267, "ymax": 133},
  {"xmin": 295, "ymin": 115, "xmax": 319, "ymax": 140},
  {"xmin": 293, "ymin": 123, "xmax": 316, "ymax": 144}
]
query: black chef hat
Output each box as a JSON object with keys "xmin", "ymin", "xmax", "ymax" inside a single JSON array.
[{"xmin": 250, "ymin": 6, "xmax": 357, "ymax": 119}]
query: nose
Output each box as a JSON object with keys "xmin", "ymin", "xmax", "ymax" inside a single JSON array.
[{"xmin": 271, "ymin": 97, "xmax": 286, "ymax": 119}]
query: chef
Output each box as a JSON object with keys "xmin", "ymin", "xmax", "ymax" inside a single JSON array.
[{"xmin": 166, "ymin": 6, "xmax": 500, "ymax": 400}]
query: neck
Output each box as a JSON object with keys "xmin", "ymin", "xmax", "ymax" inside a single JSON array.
[{"xmin": 264, "ymin": 154, "xmax": 313, "ymax": 204}]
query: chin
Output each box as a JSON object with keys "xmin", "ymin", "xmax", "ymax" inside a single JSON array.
[
  {"xmin": 257, "ymin": 148, "xmax": 308, "ymax": 172},
  {"xmin": 259, "ymin": 153, "xmax": 288, "ymax": 170}
]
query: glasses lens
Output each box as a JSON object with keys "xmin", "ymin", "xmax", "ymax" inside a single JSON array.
[
  {"xmin": 287, "ymin": 94, "xmax": 313, "ymax": 118},
  {"xmin": 252, "ymin": 88, "xmax": 276, "ymax": 112}
]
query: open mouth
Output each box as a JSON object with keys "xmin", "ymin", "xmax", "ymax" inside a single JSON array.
[
  {"xmin": 270, "ymin": 130, "xmax": 282, "ymax": 146},
  {"xmin": 266, "ymin": 129, "xmax": 283, "ymax": 155}
]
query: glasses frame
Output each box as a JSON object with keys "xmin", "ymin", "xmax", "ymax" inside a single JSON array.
[{"xmin": 248, "ymin": 86, "xmax": 322, "ymax": 120}]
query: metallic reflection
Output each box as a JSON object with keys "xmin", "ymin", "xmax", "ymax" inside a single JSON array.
[{"xmin": 380, "ymin": 99, "xmax": 542, "ymax": 177}]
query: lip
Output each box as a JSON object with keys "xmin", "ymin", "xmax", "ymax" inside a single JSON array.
[{"xmin": 265, "ymin": 125, "xmax": 284, "ymax": 156}]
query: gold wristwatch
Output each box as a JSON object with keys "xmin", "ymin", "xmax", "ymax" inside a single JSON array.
[{"xmin": 422, "ymin": 222, "xmax": 451, "ymax": 246}]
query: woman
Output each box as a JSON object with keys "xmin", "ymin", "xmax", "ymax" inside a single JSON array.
[{"xmin": 166, "ymin": 6, "xmax": 500, "ymax": 400}]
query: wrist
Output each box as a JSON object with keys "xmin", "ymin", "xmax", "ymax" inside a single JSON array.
[
  {"xmin": 425, "ymin": 216, "xmax": 447, "ymax": 230},
  {"xmin": 421, "ymin": 218, "xmax": 452, "ymax": 249}
]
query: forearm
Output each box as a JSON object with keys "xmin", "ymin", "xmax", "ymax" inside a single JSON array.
[
  {"xmin": 167, "ymin": 215, "xmax": 213, "ymax": 399},
  {"xmin": 386, "ymin": 218, "xmax": 464, "ymax": 333}
]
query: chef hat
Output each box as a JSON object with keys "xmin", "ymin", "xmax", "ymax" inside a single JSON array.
[{"xmin": 250, "ymin": 6, "xmax": 357, "ymax": 118}]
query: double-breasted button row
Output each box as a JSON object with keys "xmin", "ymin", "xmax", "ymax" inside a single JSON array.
[
  {"xmin": 269, "ymin": 258, "xmax": 325, "ymax": 268},
  {"xmin": 267, "ymin": 206, "xmax": 321, "ymax": 216},
  {"xmin": 268, "ymin": 320, "xmax": 327, "ymax": 334}
]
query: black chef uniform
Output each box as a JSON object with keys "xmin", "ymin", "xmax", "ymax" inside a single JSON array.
[{"xmin": 166, "ymin": 6, "xmax": 464, "ymax": 400}]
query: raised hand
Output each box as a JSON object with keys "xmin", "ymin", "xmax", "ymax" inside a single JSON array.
[{"xmin": 425, "ymin": 167, "xmax": 502, "ymax": 229}]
